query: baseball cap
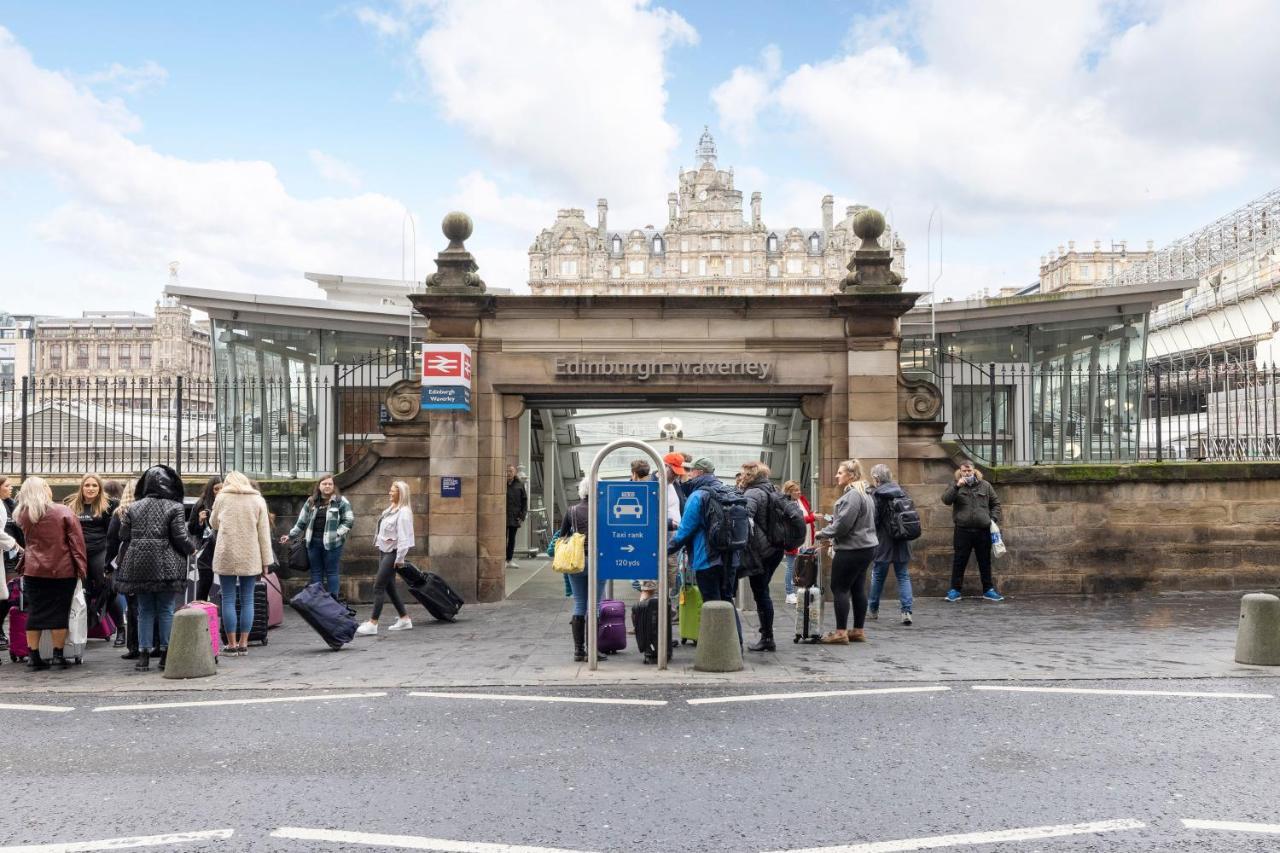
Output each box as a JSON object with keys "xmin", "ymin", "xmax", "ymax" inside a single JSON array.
[
  {"xmin": 691, "ymin": 457, "xmax": 715, "ymax": 474},
  {"xmin": 663, "ymin": 452, "xmax": 687, "ymax": 476}
]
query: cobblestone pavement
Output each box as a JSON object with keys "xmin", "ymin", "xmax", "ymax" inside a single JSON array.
[{"xmin": 2, "ymin": 558, "xmax": 1274, "ymax": 694}]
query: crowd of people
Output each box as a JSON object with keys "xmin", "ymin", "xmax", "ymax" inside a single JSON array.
[
  {"xmin": 0, "ymin": 466, "xmax": 375, "ymax": 673},
  {"xmin": 555, "ymin": 452, "xmax": 1006, "ymax": 659}
]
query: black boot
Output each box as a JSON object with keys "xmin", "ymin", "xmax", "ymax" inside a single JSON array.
[
  {"xmin": 51, "ymin": 647, "xmax": 69, "ymax": 669},
  {"xmin": 157, "ymin": 647, "xmax": 168, "ymax": 671},
  {"xmin": 0, "ymin": 629, "xmax": 8, "ymax": 651},
  {"xmin": 570, "ymin": 616, "xmax": 586, "ymax": 663},
  {"xmin": 113, "ymin": 627, "xmax": 126, "ymax": 648},
  {"xmin": 747, "ymin": 634, "xmax": 776, "ymax": 652},
  {"xmin": 27, "ymin": 650, "xmax": 51, "ymax": 671},
  {"xmin": 134, "ymin": 649, "xmax": 151, "ymax": 671}
]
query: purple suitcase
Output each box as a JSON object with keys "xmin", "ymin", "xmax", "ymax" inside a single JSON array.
[{"xmin": 599, "ymin": 599, "xmax": 626, "ymax": 654}]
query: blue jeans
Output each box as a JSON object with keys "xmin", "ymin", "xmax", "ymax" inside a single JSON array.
[
  {"xmin": 783, "ymin": 553, "xmax": 796, "ymax": 596},
  {"xmin": 135, "ymin": 591, "xmax": 175, "ymax": 650},
  {"xmin": 308, "ymin": 539, "xmax": 343, "ymax": 598},
  {"xmin": 869, "ymin": 560, "xmax": 914, "ymax": 614},
  {"xmin": 567, "ymin": 572, "xmax": 606, "ymax": 617},
  {"xmin": 218, "ymin": 575, "xmax": 257, "ymax": 635}
]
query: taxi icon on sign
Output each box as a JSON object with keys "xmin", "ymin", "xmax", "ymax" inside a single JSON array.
[{"xmin": 612, "ymin": 495, "xmax": 644, "ymax": 519}]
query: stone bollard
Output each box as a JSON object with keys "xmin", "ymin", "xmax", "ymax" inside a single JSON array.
[
  {"xmin": 694, "ymin": 601, "xmax": 743, "ymax": 673},
  {"xmin": 162, "ymin": 607, "xmax": 217, "ymax": 680},
  {"xmin": 1235, "ymin": 593, "xmax": 1280, "ymax": 666}
]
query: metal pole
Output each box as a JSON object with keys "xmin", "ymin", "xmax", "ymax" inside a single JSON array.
[
  {"xmin": 1154, "ymin": 364, "xmax": 1163, "ymax": 462},
  {"xmin": 175, "ymin": 376, "xmax": 184, "ymax": 475},
  {"xmin": 20, "ymin": 375, "xmax": 29, "ymax": 480},
  {"xmin": 989, "ymin": 362, "xmax": 997, "ymax": 465},
  {"xmin": 588, "ymin": 438, "xmax": 668, "ymax": 671}
]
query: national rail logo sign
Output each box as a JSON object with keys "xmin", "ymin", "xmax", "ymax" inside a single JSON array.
[{"xmin": 420, "ymin": 344, "xmax": 472, "ymax": 388}]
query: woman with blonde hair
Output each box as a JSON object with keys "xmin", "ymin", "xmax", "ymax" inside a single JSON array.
[
  {"xmin": 66, "ymin": 473, "xmax": 122, "ymax": 641},
  {"xmin": 814, "ymin": 459, "xmax": 878, "ymax": 644},
  {"xmin": 15, "ymin": 477, "xmax": 88, "ymax": 670},
  {"xmin": 209, "ymin": 471, "xmax": 274, "ymax": 656},
  {"xmin": 357, "ymin": 481, "xmax": 415, "ymax": 636}
]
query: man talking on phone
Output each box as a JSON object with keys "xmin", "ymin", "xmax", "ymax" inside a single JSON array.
[{"xmin": 940, "ymin": 459, "xmax": 1004, "ymax": 603}]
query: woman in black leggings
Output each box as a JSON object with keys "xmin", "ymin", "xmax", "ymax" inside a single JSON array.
[
  {"xmin": 815, "ymin": 459, "xmax": 878, "ymax": 644},
  {"xmin": 356, "ymin": 481, "xmax": 415, "ymax": 637}
]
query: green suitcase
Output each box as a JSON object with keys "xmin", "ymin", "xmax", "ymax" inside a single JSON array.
[{"xmin": 678, "ymin": 581, "xmax": 703, "ymax": 645}]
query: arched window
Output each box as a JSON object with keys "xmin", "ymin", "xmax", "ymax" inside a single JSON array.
[
  {"xmin": 612, "ymin": 235, "xmax": 622, "ymax": 254},
  {"xmin": 767, "ymin": 233, "xmax": 778, "ymax": 253}
]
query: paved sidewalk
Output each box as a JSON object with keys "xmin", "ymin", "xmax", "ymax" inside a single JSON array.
[{"xmin": 3, "ymin": 559, "xmax": 1276, "ymax": 694}]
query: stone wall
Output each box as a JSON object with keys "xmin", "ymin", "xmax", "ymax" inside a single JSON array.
[{"xmin": 894, "ymin": 441, "xmax": 1280, "ymax": 595}]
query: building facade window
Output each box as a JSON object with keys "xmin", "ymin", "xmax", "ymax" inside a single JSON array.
[
  {"xmin": 711, "ymin": 237, "xmax": 721, "ymax": 250},
  {"xmin": 76, "ymin": 343, "xmax": 90, "ymax": 369},
  {"xmin": 559, "ymin": 259, "xmax": 578, "ymax": 276},
  {"xmin": 611, "ymin": 264, "xmax": 621, "ymax": 279},
  {"xmin": 680, "ymin": 239, "xmax": 689, "ymax": 252},
  {"xmin": 628, "ymin": 259, "xmax": 645, "ymax": 275},
  {"xmin": 743, "ymin": 238, "xmax": 751, "ymax": 252},
  {"xmin": 768, "ymin": 263, "xmax": 779, "ymax": 278},
  {"xmin": 1078, "ymin": 263, "xmax": 1092, "ymax": 280},
  {"xmin": 742, "ymin": 258, "xmax": 751, "ymax": 273},
  {"xmin": 767, "ymin": 234, "xmax": 778, "ymax": 253},
  {"xmin": 810, "ymin": 234, "xmax": 820, "ymax": 252},
  {"xmin": 118, "ymin": 345, "xmax": 132, "ymax": 368},
  {"xmin": 725, "ymin": 259, "xmax": 732, "ymax": 275},
  {"xmin": 680, "ymin": 259, "xmax": 689, "ymax": 274},
  {"xmin": 653, "ymin": 235, "xmax": 664, "ymax": 254},
  {"xmin": 139, "ymin": 343, "xmax": 152, "ymax": 368},
  {"xmin": 49, "ymin": 344, "xmax": 62, "ymax": 370},
  {"xmin": 97, "ymin": 343, "xmax": 111, "ymax": 368},
  {"xmin": 612, "ymin": 236, "xmax": 622, "ymax": 254},
  {"xmin": 698, "ymin": 258, "xmax": 708, "ymax": 276},
  {"xmin": 786, "ymin": 258, "xmax": 802, "ymax": 274}
]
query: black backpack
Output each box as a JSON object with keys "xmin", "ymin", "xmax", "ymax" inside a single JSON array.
[
  {"xmin": 886, "ymin": 493, "xmax": 922, "ymax": 541},
  {"xmin": 700, "ymin": 486, "xmax": 750, "ymax": 563},
  {"xmin": 765, "ymin": 491, "xmax": 808, "ymax": 551}
]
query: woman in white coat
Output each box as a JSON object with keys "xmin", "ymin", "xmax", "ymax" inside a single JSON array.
[
  {"xmin": 356, "ymin": 481, "xmax": 414, "ymax": 636},
  {"xmin": 208, "ymin": 471, "xmax": 274, "ymax": 656}
]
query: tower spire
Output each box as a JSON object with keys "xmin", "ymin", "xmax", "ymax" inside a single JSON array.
[{"xmin": 695, "ymin": 125, "xmax": 717, "ymax": 167}]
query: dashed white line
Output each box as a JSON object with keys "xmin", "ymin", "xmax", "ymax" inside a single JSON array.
[
  {"xmin": 0, "ymin": 828, "xmax": 234, "ymax": 852},
  {"xmin": 758, "ymin": 818, "xmax": 1146, "ymax": 853},
  {"xmin": 0, "ymin": 702, "xmax": 75, "ymax": 714},
  {"xmin": 1183, "ymin": 819, "xmax": 1280, "ymax": 835},
  {"xmin": 972, "ymin": 685, "xmax": 1273, "ymax": 700},
  {"xmin": 92, "ymin": 692, "xmax": 387, "ymax": 712},
  {"xmin": 688, "ymin": 686, "xmax": 950, "ymax": 706},
  {"xmin": 271, "ymin": 826, "xmax": 599, "ymax": 852},
  {"xmin": 409, "ymin": 691, "xmax": 666, "ymax": 706}
]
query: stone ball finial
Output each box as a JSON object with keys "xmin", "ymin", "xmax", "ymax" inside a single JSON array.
[
  {"xmin": 853, "ymin": 208, "xmax": 886, "ymax": 245},
  {"xmin": 442, "ymin": 211, "xmax": 473, "ymax": 248}
]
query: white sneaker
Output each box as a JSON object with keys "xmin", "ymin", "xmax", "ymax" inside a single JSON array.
[
  {"xmin": 785, "ymin": 593, "xmax": 797, "ymax": 605},
  {"xmin": 355, "ymin": 621, "xmax": 378, "ymax": 636},
  {"xmin": 388, "ymin": 617, "xmax": 413, "ymax": 632}
]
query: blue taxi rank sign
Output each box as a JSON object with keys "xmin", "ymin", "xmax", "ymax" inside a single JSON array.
[{"xmin": 595, "ymin": 480, "xmax": 659, "ymax": 582}]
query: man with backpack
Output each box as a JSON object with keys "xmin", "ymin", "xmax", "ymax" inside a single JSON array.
[
  {"xmin": 868, "ymin": 464, "xmax": 918, "ymax": 625},
  {"xmin": 738, "ymin": 461, "xmax": 806, "ymax": 652},
  {"xmin": 667, "ymin": 458, "xmax": 743, "ymax": 643}
]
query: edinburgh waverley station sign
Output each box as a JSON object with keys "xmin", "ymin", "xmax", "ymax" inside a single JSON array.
[{"xmin": 554, "ymin": 355, "xmax": 774, "ymax": 381}]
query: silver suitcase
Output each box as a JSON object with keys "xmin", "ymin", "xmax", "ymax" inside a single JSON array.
[{"xmin": 793, "ymin": 584, "xmax": 823, "ymax": 643}]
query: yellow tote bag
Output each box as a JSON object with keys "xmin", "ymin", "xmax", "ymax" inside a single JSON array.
[{"xmin": 553, "ymin": 512, "xmax": 586, "ymax": 574}]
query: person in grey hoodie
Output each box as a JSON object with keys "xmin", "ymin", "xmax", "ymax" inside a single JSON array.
[{"xmin": 814, "ymin": 459, "xmax": 878, "ymax": 644}]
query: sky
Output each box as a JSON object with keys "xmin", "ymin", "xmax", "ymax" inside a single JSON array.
[{"xmin": 2, "ymin": 0, "xmax": 1278, "ymax": 316}]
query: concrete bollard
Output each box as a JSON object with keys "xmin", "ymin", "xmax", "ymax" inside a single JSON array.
[
  {"xmin": 1235, "ymin": 593, "xmax": 1280, "ymax": 666},
  {"xmin": 694, "ymin": 601, "xmax": 743, "ymax": 673},
  {"xmin": 162, "ymin": 607, "xmax": 217, "ymax": 680}
]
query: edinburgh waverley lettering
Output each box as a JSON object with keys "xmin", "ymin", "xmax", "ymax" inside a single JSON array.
[{"xmin": 554, "ymin": 356, "xmax": 773, "ymax": 382}]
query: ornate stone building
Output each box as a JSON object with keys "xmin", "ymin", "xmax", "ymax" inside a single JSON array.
[
  {"xmin": 528, "ymin": 128, "xmax": 905, "ymax": 295},
  {"xmin": 1039, "ymin": 239, "xmax": 1155, "ymax": 293}
]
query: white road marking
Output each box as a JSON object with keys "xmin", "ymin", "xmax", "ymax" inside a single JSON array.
[
  {"xmin": 271, "ymin": 827, "xmax": 599, "ymax": 852},
  {"xmin": 92, "ymin": 692, "xmax": 387, "ymax": 712},
  {"xmin": 0, "ymin": 828, "xmax": 234, "ymax": 852},
  {"xmin": 759, "ymin": 818, "xmax": 1145, "ymax": 853},
  {"xmin": 688, "ymin": 686, "xmax": 949, "ymax": 706},
  {"xmin": 1183, "ymin": 819, "xmax": 1280, "ymax": 834},
  {"xmin": 0, "ymin": 702, "xmax": 74, "ymax": 714},
  {"xmin": 972, "ymin": 685, "xmax": 1273, "ymax": 700},
  {"xmin": 409, "ymin": 691, "xmax": 666, "ymax": 706}
]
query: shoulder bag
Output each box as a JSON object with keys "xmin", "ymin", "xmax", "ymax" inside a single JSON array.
[{"xmin": 552, "ymin": 511, "xmax": 586, "ymax": 574}]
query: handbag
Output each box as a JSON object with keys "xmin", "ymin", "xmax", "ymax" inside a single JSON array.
[
  {"xmin": 67, "ymin": 580, "xmax": 88, "ymax": 647},
  {"xmin": 288, "ymin": 534, "xmax": 309, "ymax": 574},
  {"xmin": 990, "ymin": 521, "xmax": 1007, "ymax": 559},
  {"xmin": 552, "ymin": 512, "xmax": 586, "ymax": 575}
]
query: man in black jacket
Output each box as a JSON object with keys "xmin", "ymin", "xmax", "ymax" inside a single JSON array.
[
  {"xmin": 505, "ymin": 465, "xmax": 527, "ymax": 567},
  {"xmin": 941, "ymin": 459, "xmax": 1004, "ymax": 603}
]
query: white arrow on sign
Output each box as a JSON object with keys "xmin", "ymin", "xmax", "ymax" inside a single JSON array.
[
  {"xmin": 427, "ymin": 355, "xmax": 458, "ymax": 372},
  {"xmin": 621, "ymin": 545, "xmax": 635, "ymax": 553}
]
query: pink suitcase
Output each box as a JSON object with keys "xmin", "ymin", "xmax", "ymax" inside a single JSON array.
[
  {"xmin": 182, "ymin": 601, "xmax": 221, "ymax": 661},
  {"xmin": 8, "ymin": 607, "xmax": 30, "ymax": 662},
  {"xmin": 88, "ymin": 611, "xmax": 117, "ymax": 641},
  {"xmin": 263, "ymin": 572, "xmax": 284, "ymax": 628}
]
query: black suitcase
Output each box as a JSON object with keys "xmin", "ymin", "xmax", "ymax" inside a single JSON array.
[
  {"xmin": 632, "ymin": 597, "xmax": 671, "ymax": 665},
  {"xmin": 248, "ymin": 580, "xmax": 270, "ymax": 645},
  {"xmin": 289, "ymin": 582, "xmax": 357, "ymax": 650},
  {"xmin": 398, "ymin": 562, "xmax": 463, "ymax": 622}
]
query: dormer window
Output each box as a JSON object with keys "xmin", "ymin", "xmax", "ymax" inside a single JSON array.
[
  {"xmin": 612, "ymin": 235, "xmax": 622, "ymax": 254},
  {"xmin": 809, "ymin": 233, "xmax": 820, "ymax": 252},
  {"xmin": 653, "ymin": 235, "xmax": 664, "ymax": 254},
  {"xmin": 767, "ymin": 233, "xmax": 778, "ymax": 253}
]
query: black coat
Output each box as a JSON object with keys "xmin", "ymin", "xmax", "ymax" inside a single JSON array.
[
  {"xmin": 115, "ymin": 466, "xmax": 193, "ymax": 595},
  {"xmin": 871, "ymin": 483, "xmax": 913, "ymax": 564},
  {"xmin": 506, "ymin": 477, "xmax": 528, "ymax": 529},
  {"xmin": 741, "ymin": 477, "xmax": 781, "ymax": 574}
]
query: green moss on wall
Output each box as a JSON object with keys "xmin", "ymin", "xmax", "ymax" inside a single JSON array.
[{"xmin": 989, "ymin": 462, "xmax": 1280, "ymax": 484}]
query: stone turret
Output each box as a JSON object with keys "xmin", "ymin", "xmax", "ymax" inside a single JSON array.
[
  {"xmin": 597, "ymin": 199, "xmax": 608, "ymax": 243},
  {"xmin": 668, "ymin": 193, "xmax": 677, "ymax": 226},
  {"xmin": 751, "ymin": 192, "xmax": 762, "ymax": 229},
  {"xmin": 822, "ymin": 195, "xmax": 834, "ymax": 234}
]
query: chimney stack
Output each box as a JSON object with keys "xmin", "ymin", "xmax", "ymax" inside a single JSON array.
[
  {"xmin": 597, "ymin": 198, "xmax": 608, "ymax": 243},
  {"xmin": 751, "ymin": 192, "xmax": 762, "ymax": 229},
  {"xmin": 821, "ymin": 194, "xmax": 834, "ymax": 234},
  {"xmin": 667, "ymin": 193, "xmax": 677, "ymax": 226},
  {"xmin": 1068, "ymin": 240, "xmax": 1076, "ymax": 252}
]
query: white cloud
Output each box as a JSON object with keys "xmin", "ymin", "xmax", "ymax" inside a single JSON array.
[
  {"xmin": 710, "ymin": 44, "xmax": 780, "ymax": 144},
  {"xmin": 354, "ymin": 6, "xmax": 408, "ymax": 37},
  {"xmin": 443, "ymin": 171, "xmax": 558, "ymax": 292},
  {"xmin": 82, "ymin": 60, "xmax": 168, "ymax": 95},
  {"xmin": 308, "ymin": 149, "xmax": 364, "ymax": 189},
  {"xmin": 0, "ymin": 27, "xmax": 410, "ymax": 310},
  {"xmin": 413, "ymin": 0, "xmax": 696, "ymax": 222}
]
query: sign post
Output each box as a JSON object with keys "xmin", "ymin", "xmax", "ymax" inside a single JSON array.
[{"xmin": 587, "ymin": 439, "xmax": 668, "ymax": 671}]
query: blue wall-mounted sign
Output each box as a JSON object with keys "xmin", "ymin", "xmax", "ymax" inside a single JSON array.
[
  {"xmin": 440, "ymin": 477, "xmax": 462, "ymax": 498},
  {"xmin": 595, "ymin": 480, "xmax": 659, "ymax": 581},
  {"xmin": 421, "ymin": 385, "xmax": 471, "ymax": 411}
]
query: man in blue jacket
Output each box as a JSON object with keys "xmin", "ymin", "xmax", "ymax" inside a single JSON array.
[{"xmin": 668, "ymin": 458, "xmax": 741, "ymax": 640}]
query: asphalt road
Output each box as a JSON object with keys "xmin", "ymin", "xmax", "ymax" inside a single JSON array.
[{"xmin": 1, "ymin": 679, "xmax": 1278, "ymax": 852}]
